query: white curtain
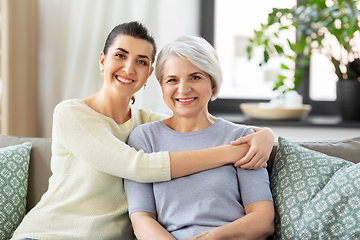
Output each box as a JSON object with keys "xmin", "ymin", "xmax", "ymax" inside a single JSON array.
[{"xmin": 38, "ymin": 0, "xmax": 200, "ymax": 137}]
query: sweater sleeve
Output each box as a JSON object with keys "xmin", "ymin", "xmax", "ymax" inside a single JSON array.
[
  {"xmin": 236, "ymin": 167, "xmax": 273, "ymax": 206},
  {"xmin": 124, "ymin": 128, "xmax": 157, "ymax": 215},
  {"xmin": 52, "ymin": 101, "xmax": 171, "ymax": 183}
]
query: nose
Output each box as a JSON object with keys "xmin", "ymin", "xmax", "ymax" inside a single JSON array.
[
  {"xmin": 123, "ymin": 60, "xmax": 135, "ymax": 75},
  {"xmin": 177, "ymin": 80, "xmax": 191, "ymax": 94}
]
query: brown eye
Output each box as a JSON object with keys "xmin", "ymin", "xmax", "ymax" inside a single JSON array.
[
  {"xmin": 138, "ymin": 60, "xmax": 147, "ymax": 66},
  {"xmin": 115, "ymin": 53, "xmax": 125, "ymax": 59}
]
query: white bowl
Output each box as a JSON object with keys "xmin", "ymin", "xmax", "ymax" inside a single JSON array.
[{"xmin": 240, "ymin": 103, "xmax": 312, "ymax": 120}]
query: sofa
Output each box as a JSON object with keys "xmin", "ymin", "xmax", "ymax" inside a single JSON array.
[{"xmin": 1, "ymin": 134, "xmax": 360, "ymax": 239}]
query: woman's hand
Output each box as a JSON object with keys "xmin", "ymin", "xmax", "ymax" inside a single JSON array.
[{"xmin": 231, "ymin": 127, "xmax": 275, "ymax": 170}]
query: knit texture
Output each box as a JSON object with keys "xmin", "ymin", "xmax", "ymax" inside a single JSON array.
[{"xmin": 11, "ymin": 99, "xmax": 170, "ymax": 240}]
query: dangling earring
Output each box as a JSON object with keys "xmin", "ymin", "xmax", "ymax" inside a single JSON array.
[
  {"xmin": 143, "ymin": 83, "xmax": 147, "ymax": 89},
  {"xmin": 101, "ymin": 71, "xmax": 103, "ymax": 77}
]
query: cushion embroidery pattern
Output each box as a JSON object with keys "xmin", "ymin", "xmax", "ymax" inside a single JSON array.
[
  {"xmin": 0, "ymin": 142, "xmax": 32, "ymax": 240},
  {"xmin": 270, "ymin": 137, "xmax": 360, "ymax": 240}
]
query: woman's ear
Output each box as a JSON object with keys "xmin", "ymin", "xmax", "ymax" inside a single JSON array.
[
  {"xmin": 212, "ymin": 83, "xmax": 217, "ymax": 96},
  {"xmin": 148, "ymin": 67, "xmax": 154, "ymax": 77},
  {"xmin": 99, "ymin": 52, "xmax": 105, "ymax": 72}
]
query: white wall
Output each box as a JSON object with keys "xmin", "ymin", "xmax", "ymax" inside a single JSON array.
[
  {"xmin": 134, "ymin": 0, "xmax": 200, "ymax": 115},
  {"xmin": 37, "ymin": 0, "xmax": 200, "ymax": 137}
]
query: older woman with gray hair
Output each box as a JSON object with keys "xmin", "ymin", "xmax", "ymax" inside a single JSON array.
[{"xmin": 124, "ymin": 36, "xmax": 275, "ymax": 240}]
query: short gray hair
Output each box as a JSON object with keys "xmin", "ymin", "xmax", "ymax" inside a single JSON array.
[{"xmin": 155, "ymin": 36, "xmax": 223, "ymax": 101}]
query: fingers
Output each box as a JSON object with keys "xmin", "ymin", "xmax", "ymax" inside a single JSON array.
[
  {"xmin": 250, "ymin": 158, "xmax": 268, "ymax": 170},
  {"xmin": 234, "ymin": 149, "xmax": 256, "ymax": 167},
  {"xmin": 230, "ymin": 134, "xmax": 252, "ymax": 146},
  {"xmin": 235, "ymin": 153, "xmax": 269, "ymax": 170}
]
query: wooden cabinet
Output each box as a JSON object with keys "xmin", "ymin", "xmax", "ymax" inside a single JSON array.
[{"xmin": 0, "ymin": 0, "xmax": 39, "ymax": 137}]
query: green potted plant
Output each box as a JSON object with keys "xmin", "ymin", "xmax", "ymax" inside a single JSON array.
[{"xmin": 247, "ymin": 0, "xmax": 360, "ymax": 120}]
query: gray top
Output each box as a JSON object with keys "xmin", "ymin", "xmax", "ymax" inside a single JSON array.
[{"xmin": 124, "ymin": 118, "xmax": 273, "ymax": 239}]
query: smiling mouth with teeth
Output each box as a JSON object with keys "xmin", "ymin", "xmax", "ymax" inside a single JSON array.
[
  {"xmin": 177, "ymin": 98, "xmax": 196, "ymax": 102},
  {"xmin": 116, "ymin": 75, "xmax": 134, "ymax": 84}
]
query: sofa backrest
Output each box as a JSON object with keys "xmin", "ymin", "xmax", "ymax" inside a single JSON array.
[
  {"xmin": 1, "ymin": 134, "xmax": 360, "ymax": 213},
  {"xmin": 267, "ymin": 137, "xmax": 360, "ymax": 176},
  {"xmin": 0, "ymin": 134, "xmax": 52, "ymax": 212}
]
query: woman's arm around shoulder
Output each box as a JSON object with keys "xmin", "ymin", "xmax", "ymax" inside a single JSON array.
[
  {"xmin": 53, "ymin": 100, "xmax": 171, "ymax": 182},
  {"xmin": 53, "ymin": 100, "xmax": 257, "ymax": 181}
]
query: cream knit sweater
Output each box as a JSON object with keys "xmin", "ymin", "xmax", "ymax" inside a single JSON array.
[{"xmin": 12, "ymin": 99, "xmax": 171, "ymax": 240}]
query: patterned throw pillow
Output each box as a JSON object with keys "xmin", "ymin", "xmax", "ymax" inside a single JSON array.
[
  {"xmin": 270, "ymin": 137, "xmax": 360, "ymax": 240},
  {"xmin": 0, "ymin": 142, "xmax": 32, "ymax": 240}
]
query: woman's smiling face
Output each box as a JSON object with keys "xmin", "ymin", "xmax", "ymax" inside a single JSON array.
[
  {"xmin": 160, "ymin": 55, "xmax": 215, "ymax": 119},
  {"xmin": 99, "ymin": 34, "xmax": 154, "ymax": 99}
]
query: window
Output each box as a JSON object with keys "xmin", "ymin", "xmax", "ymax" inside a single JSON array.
[
  {"xmin": 215, "ymin": 0, "xmax": 296, "ymax": 99},
  {"xmin": 201, "ymin": 0, "xmax": 340, "ymax": 115}
]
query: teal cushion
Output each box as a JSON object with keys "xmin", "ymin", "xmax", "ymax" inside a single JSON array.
[
  {"xmin": 0, "ymin": 142, "xmax": 32, "ymax": 240},
  {"xmin": 270, "ymin": 137, "xmax": 360, "ymax": 239}
]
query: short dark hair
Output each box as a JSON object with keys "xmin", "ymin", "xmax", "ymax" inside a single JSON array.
[{"xmin": 103, "ymin": 21, "xmax": 157, "ymax": 64}]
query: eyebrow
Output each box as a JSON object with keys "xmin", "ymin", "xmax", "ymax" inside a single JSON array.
[
  {"xmin": 116, "ymin": 47, "xmax": 150, "ymax": 60},
  {"xmin": 164, "ymin": 72, "xmax": 205, "ymax": 79},
  {"xmin": 164, "ymin": 75, "xmax": 177, "ymax": 79},
  {"xmin": 189, "ymin": 72, "xmax": 205, "ymax": 77}
]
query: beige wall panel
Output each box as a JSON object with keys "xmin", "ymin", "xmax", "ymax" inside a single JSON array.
[{"xmin": 1, "ymin": 0, "xmax": 39, "ymax": 137}]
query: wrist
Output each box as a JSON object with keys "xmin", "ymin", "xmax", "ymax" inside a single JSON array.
[
  {"xmin": 223, "ymin": 145, "xmax": 239, "ymax": 164},
  {"xmin": 263, "ymin": 127, "xmax": 275, "ymax": 142},
  {"xmin": 225, "ymin": 144, "xmax": 249, "ymax": 164},
  {"xmin": 207, "ymin": 227, "xmax": 224, "ymax": 240}
]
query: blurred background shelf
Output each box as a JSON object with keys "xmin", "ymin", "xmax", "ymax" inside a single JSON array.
[{"xmin": 212, "ymin": 112, "xmax": 360, "ymax": 142}]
